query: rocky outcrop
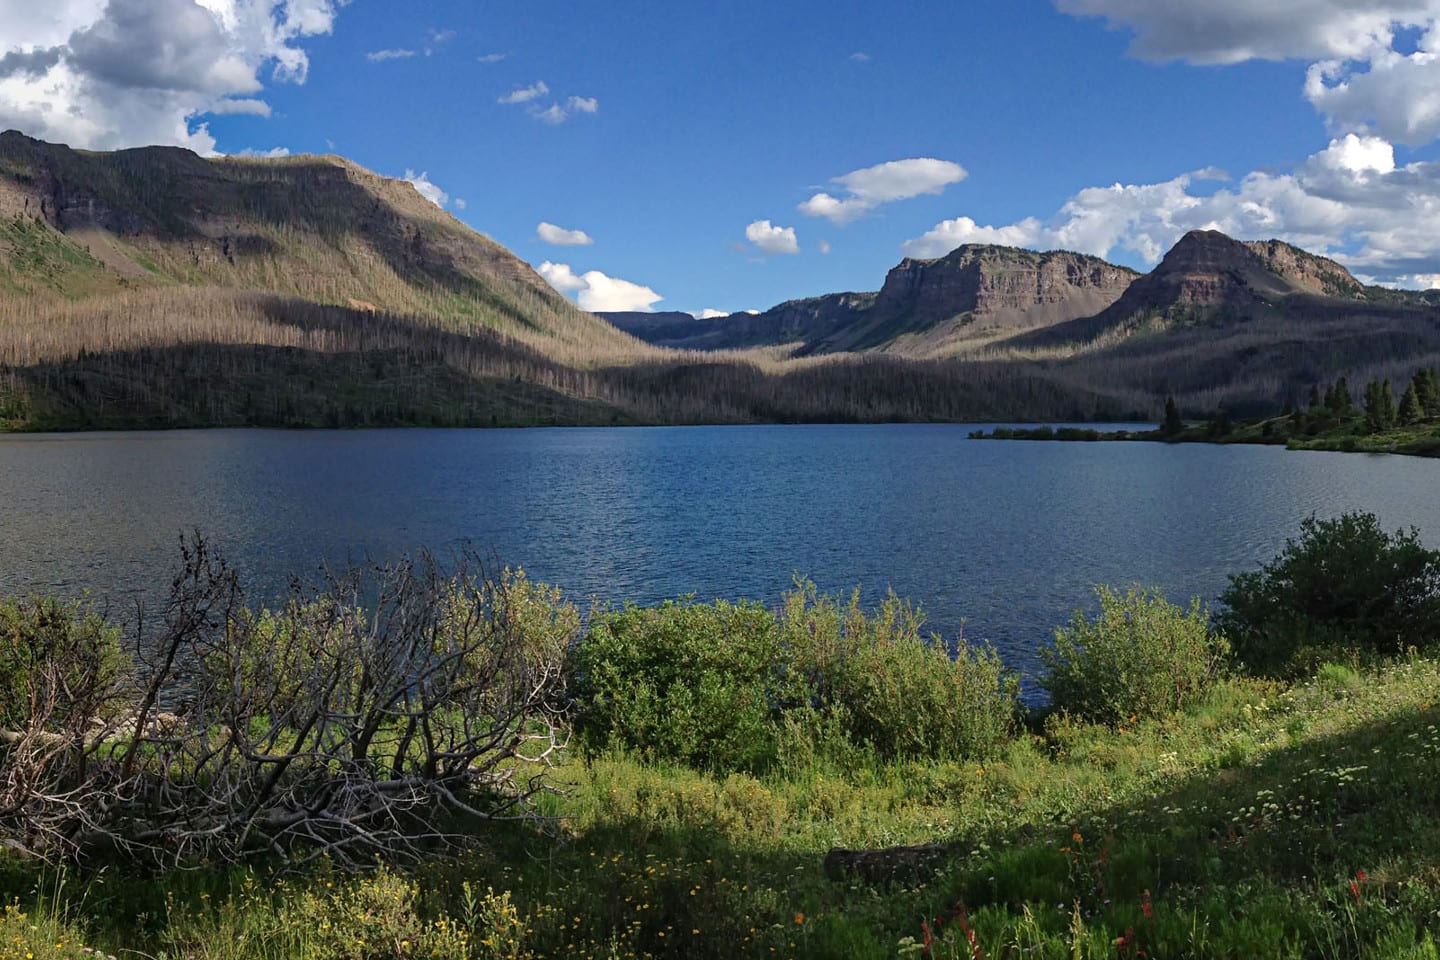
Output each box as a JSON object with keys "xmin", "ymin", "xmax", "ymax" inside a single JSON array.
[
  {"xmin": 874, "ymin": 245, "xmax": 1137, "ymax": 329},
  {"xmin": 1243, "ymin": 239, "xmax": 1364, "ymax": 299}
]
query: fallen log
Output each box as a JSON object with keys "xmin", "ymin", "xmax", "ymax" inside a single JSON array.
[{"xmin": 823, "ymin": 842, "xmax": 954, "ymax": 883}]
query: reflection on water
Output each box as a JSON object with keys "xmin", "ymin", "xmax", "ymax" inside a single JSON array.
[{"xmin": 3, "ymin": 425, "xmax": 1439, "ymax": 677}]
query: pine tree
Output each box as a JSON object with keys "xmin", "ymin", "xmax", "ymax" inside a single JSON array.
[
  {"xmin": 1399, "ymin": 381, "xmax": 1424, "ymax": 425},
  {"xmin": 1162, "ymin": 395, "xmax": 1183, "ymax": 434},
  {"xmin": 1309, "ymin": 385, "xmax": 1323, "ymax": 410},
  {"xmin": 1334, "ymin": 377, "xmax": 1353, "ymax": 416},
  {"xmin": 1414, "ymin": 368, "xmax": 1440, "ymax": 419},
  {"xmin": 1365, "ymin": 379, "xmax": 1397, "ymax": 433},
  {"xmin": 1324, "ymin": 384, "xmax": 1338, "ymax": 412}
]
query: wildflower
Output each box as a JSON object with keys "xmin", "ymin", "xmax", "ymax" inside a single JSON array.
[{"xmin": 794, "ymin": 912, "xmax": 805, "ymax": 925}]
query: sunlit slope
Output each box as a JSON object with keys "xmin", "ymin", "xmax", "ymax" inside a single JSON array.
[{"xmin": 0, "ymin": 130, "xmax": 646, "ymax": 365}]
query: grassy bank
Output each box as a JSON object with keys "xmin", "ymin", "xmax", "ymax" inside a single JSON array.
[
  {"xmin": 1, "ymin": 520, "xmax": 1438, "ymax": 958},
  {"xmin": 2, "ymin": 658, "xmax": 1436, "ymax": 959}
]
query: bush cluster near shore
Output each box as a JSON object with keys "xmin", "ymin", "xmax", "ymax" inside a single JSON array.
[{"xmin": 1, "ymin": 513, "xmax": 1439, "ymax": 958}]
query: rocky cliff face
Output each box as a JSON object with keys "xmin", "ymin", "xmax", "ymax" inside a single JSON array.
[
  {"xmin": 1242, "ymin": 239, "xmax": 1364, "ymax": 298},
  {"xmin": 865, "ymin": 245, "xmax": 1137, "ymax": 342}
]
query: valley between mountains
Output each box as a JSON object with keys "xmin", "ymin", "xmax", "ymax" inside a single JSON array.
[{"xmin": 2, "ymin": 130, "xmax": 1438, "ymax": 431}]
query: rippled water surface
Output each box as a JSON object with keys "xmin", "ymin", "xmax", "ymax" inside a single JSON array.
[{"xmin": 3, "ymin": 425, "xmax": 1439, "ymax": 676}]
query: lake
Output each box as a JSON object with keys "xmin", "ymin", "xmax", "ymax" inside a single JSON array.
[{"xmin": 3, "ymin": 425, "xmax": 1438, "ymax": 678}]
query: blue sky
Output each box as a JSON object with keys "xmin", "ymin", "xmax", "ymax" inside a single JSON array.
[{"xmin": 4, "ymin": 0, "xmax": 1440, "ymax": 313}]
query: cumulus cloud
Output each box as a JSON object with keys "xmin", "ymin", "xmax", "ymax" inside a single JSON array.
[
  {"xmin": 537, "ymin": 222, "xmax": 594, "ymax": 246},
  {"xmin": 902, "ymin": 133, "xmax": 1440, "ymax": 281},
  {"xmin": 403, "ymin": 169, "xmax": 449, "ymax": 208},
  {"xmin": 849, "ymin": 51, "xmax": 871, "ymax": 62},
  {"xmin": 799, "ymin": 158, "xmax": 968, "ymax": 224},
  {"xmin": 745, "ymin": 220, "xmax": 801, "ymax": 255},
  {"xmin": 498, "ymin": 80, "xmax": 548, "ymax": 104},
  {"xmin": 818, "ymin": 240, "xmax": 833, "ymax": 254},
  {"xmin": 478, "ymin": 52, "xmax": 506, "ymax": 64},
  {"xmin": 366, "ymin": 48, "xmax": 415, "ymax": 62},
  {"xmin": 567, "ymin": 95, "xmax": 599, "ymax": 114},
  {"xmin": 538, "ymin": 261, "xmax": 664, "ymax": 313},
  {"xmin": 694, "ymin": 309, "xmax": 731, "ymax": 319},
  {"xmin": 454, "ymin": 198, "xmax": 467, "ymax": 210},
  {"xmin": 0, "ymin": 0, "xmax": 344, "ymax": 154},
  {"xmin": 1056, "ymin": 1, "xmax": 1440, "ymax": 147},
  {"xmin": 234, "ymin": 145, "xmax": 290, "ymax": 158}
]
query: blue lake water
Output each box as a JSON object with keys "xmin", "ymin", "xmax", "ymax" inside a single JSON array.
[{"xmin": 2, "ymin": 425, "xmax": 1439, "ymax": 679}]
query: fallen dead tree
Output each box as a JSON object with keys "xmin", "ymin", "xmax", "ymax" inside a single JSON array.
[{"xmin": 0, "ymin": 536, "xmax": 576, "ymax": 870}]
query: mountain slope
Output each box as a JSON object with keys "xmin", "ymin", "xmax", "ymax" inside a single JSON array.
[{"xmin": 0, "ymin": 130, "xmax": 642, "ymax": 364}]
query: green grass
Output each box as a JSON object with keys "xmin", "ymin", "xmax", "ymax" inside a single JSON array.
[{"xmin": 3, "ymin": 653, "xmax": 1437, "ymax": 958}]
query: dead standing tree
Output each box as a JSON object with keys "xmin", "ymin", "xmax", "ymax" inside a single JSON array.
[{"xmin": 0, "ymin": 536, "xmax": 575, "ymax": 869}]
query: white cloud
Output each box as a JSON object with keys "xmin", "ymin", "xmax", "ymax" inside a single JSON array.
[
  {"xmin": 208, "ymin": 97, "xmax": 271, "ymax": 116},
  {"xmin": 498, "ymin": 81, "xmax": 597, "ymax": 124},
  {"xmin": 234, "ymin": 145, "xmax": 290, "ymax": 157},
  {"xmin": 477, "ymin": 52, "xmax": 506, "ymax": 64},
  {"xmin": 537, "ymin": 222, "xmax": 594, "ymax": 246},
  {"xmin": 403, "ymin": 169, "xmax": 449, "ymax": 208},
  {"xmin": 429, "ymin": 28, "xmax": 455, "ymax": 44},
  {"xmin": 1305, "ymin": 39, "xmax": 1440, "ymax": 146},
  {"xmin": 1056, "ymin": 1, "xmax": 1440, "ymax": 147},
  {"xmin": 454, "ymin": 198, "xmax": 467, "ymax": 210},
  {"xmin": 849, "ymin": 51, "xmax": 871, "ymax": 62},
  {"xmin": 539, "ymin": 261, "xmax": 664, "ymax": 312},
  {"xmin": 818, "ymin": 239, "xmax": 833, "ymax": 254},
  {"xmin": 366, "ymin": 48, "xmax": 414, "ymax": 62},
  {"xmin": 799, "ymin": 158, "xmax": 968, "ymax": 224},
  {"xmin": 0, "ymin": 0, "xmax": 345, "ymax": 154},
  {"xmin": 745, "ymin": 219, "xmax": 801, "ymax": 255},
  {"xmin": 498, "ymin": 80, "xmax": 548, "ymax": 104},
  {"xmin": 533, "ymin": 95, "xmax": 598, "ymax": 124},
  {"xmin": 902, "ymin": 133, "xmax": 1440, "ymax": 281},
  {"xmin": 694, "ymin": 309, "xmax": 730, "ymax": 319}
]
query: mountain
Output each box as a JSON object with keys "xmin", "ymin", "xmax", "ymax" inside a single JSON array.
[
  {"xmin": 813, "ymin": 245, "xmax": 1138, "ymax": 355},
  {"xmin": 0, "ymin": 130, "xmax": 640, "ymax": 363},
  {"xmin": 1004, "ymin": 230, "xmax": 1383, "ymax": 348},
  {"xmin": 602, "ymin": 246, "xmax": 1137, "ymax": 357}
]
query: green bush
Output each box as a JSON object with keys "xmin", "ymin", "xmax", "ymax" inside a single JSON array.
[
  {"xmin": 0, "ymin": 596, "xmax": 127, "ymax": 731},
  {"xmin": 571, "ymin": 583, "xmax": 1020, "ymax": 773},
  {"xmin": 779, "ymin": 584, "xmax": 1018, "ymax": 763},
  {"xmin": 570, "ymin": 598, "xmax": 798, "ymax": 772},
  {"xmin": 1216, "ymin": 512, "xmax": 1440, "ymax": 676},
  {"xmin": 1041, "ymin": 585, "xmax": 1228, "ymax": 724}
]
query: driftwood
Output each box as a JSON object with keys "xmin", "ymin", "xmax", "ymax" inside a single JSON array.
[
  {"xmin": 0, "ymin": 536, "xmax": 573, "ymax": 870},
  {"xmin": 824, "ymin": 842, "xmax": 954, "ymax": 883}
]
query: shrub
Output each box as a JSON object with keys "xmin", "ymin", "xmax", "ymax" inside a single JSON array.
[
  {"xmin": 572, "ymin": 583, "xmax": 1020, "ymax": 772},
  {"xmin": 570, "ymin": 599, "xmax": 798, "ymax": 772},
  {"xmin": 1216, "ymin": 513, "xmax": 1440, "ymax": 676},
  {"xmin": 1041, "ymin": 586, "xmax": 1228, "ymax": 724},
  {"xmin": 0, "ymin": 596, "xmax": 127, "ymax": 732},
  {"xmin": 780, "ymin": 583, "xmax": 1019, "ymax": 762}
]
